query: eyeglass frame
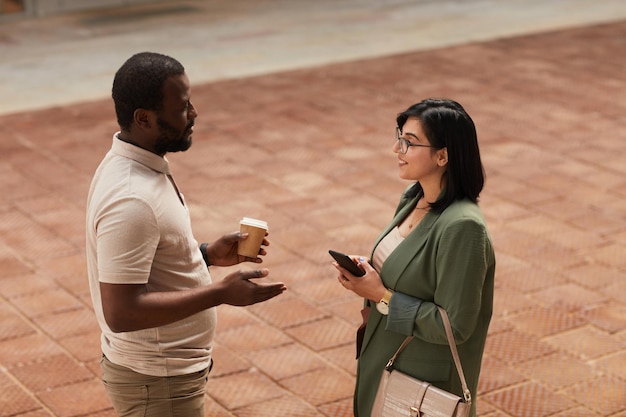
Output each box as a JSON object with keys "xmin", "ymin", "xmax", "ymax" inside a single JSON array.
[{"xmin": 395, "ymin": 127, "xmax": 435, "ymax": 154}]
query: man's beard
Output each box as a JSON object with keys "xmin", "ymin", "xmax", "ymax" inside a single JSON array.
[{"xmin": 154, "ymin": 117, "xmax": 194, "ymax": 155}]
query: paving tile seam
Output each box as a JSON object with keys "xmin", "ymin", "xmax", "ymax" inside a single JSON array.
[
  {"xmin": 0, "ymin": 368, "xmax": 56, "ymax": 415},
  {"xmin": 237, "ymin": 303, "xmax": 357, "ymax": 342},
  {"xmin": 482, "ymin": 386, "xmax": 591, "ymax": 416},
  {"xmin": 0, "ymin": 301, "xmax": 99, "ymax": 371},
  {"xmin": 210, "ymin": 345, "xmax": 352, "ymax": 380},
  {"xmin": 205, "ymin": 338, "xmax": 358, "ymax": 411},
  {"xmin": 0, "ymin": 341, "xmax": 96, "ymax": 382},
  {"xmin": 215, "ymin": 328, "xmax": 357, "ymax": 376},
  {"xmin": 509, "ymin": 361, "xmax": 624, "ymax": 391}
]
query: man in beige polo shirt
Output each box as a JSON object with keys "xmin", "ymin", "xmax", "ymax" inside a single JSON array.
[{"xmin": 86, "ymin": 52, "xmax": 286, "ymax": 416}]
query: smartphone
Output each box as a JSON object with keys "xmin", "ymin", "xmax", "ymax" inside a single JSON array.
[{"xmin": 329, "ymin": 249, "xmax": 365, "ymax": 277}]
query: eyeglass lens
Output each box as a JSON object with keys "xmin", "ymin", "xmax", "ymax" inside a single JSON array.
[{"xmin": 396, "ymin": 127, "xmax": 408, "ymax": 154}]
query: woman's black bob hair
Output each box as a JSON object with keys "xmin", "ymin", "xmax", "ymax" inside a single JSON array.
[{"xmin": 396, "ymin": 98, "xmax": 485, "ymax": 213}]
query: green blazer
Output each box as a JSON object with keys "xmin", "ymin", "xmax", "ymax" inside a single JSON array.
[{"xmin": 354, "ymin": 190, "xmax": 495, "ymax": 417}]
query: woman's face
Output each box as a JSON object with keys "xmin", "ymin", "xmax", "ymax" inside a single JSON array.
[{"xmin": 393, "ymin": 117, "xmax": 446, "ymax": 182}]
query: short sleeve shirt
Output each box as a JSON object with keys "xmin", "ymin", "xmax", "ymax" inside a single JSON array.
[{"xmin": 86, "ymin": 134, "xmax": 216, "ymax": 377}]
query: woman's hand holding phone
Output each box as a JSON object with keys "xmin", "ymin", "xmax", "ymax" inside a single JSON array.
[{"xmin": 329, "ymin": 250, "xmax": 365, "ymax": 277}]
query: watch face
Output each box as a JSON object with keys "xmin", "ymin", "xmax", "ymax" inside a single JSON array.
[{"xmin": 376, "ymin": 301, "xmax": 389, "ymax": 315}]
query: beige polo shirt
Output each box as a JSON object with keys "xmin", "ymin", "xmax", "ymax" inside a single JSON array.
[{"xmin": 86, "ymin": 134, "xmax": 216, "ymax": 377}]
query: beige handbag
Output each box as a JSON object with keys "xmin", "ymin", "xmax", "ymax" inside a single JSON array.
[{"xmin": 371, "ymin": 307, "xmax": 471, "ymax": 417}]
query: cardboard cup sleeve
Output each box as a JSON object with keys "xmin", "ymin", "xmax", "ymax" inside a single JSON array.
[{"xmin": 238, "ymin": 217, "xmax": 268, "ymax": 258}]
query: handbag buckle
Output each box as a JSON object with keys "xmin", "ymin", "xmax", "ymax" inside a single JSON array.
[
  {"xmin": 410, "ymin": 406, "xmax": 421, "ymax": 417},
  {"xmin": 463, "ymin": 389, "xmax": 472, "ymax": 403}
]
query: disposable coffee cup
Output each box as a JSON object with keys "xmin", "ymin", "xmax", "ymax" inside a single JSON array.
[{"xmin": 238, "ymin": 217, "xmax": 268, "ymax": 258}]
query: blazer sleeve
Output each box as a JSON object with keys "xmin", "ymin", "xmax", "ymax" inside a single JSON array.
[
  {"xmin": 386, "ymin": 292, "xmax": 424, "ymax": 335},
  {"xmin": 414, "ymin": 215, "xmax": 493, "ymax": 344}
]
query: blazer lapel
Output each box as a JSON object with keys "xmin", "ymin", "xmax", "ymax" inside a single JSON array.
[
  {"xmin": 361, "ymin": 196, "xmax": 441, "ymax": 353},
  {"xmin": 380, "ymin": 211, "xmax": 438, "ymax": 289},
  {"xmin": 371, "ymin": 201, "xmax": 413, "ymax": 250}
]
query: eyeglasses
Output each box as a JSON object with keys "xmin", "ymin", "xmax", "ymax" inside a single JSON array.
[{"xmin": 396, "ymin": 127, "xmax": 435, "ymax": 154}]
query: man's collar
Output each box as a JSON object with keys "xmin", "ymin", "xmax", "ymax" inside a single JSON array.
[{"xmin": 111, "ymin": 133, "xmax": 171, "ymax": 175}]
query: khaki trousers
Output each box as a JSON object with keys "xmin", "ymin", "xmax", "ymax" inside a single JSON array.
[{"xmin": 101, "ymin": 355, "xmax": 210, "ymax": 417}]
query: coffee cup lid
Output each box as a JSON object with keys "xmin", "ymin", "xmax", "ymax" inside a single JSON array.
[{"xmin": 240, "ymin": 217, "xmax": 268, "ymax": 229}]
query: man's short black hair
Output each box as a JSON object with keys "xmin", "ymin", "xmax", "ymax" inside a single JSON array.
[{"xmin": 112, "ymin": 52, "xmax": 185, "ymax": 131}]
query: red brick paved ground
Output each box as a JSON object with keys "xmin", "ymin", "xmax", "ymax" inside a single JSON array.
[{"xmin": 1, "ymin": 19, "xmax": 626, "ymax": 417}]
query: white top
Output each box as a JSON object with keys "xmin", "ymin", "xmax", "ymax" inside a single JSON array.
[
  {"xmin": 86, "ymin": 134, "xmax": 216, "ymax": 377},
  {"xmin": 372, "ymin": 226, "xmax": 404, "ymax": 272}
]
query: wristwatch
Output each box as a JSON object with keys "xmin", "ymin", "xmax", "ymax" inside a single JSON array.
[{"xmin": 376, "ymin": 288, "xmax": 394, "ymax": 315}]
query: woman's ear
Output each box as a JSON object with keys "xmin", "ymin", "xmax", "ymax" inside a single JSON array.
[{"xmin": 437, "ymin": 147, "xmax": 448, "ymax": 167}]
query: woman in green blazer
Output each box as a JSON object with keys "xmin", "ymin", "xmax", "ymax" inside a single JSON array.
[{"xmin": 334, "ymin": 98, "xmax": 495, "ymax": 417}]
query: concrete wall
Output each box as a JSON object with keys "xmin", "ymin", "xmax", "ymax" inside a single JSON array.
[{"xmin": 24, "ymin": 0, "xmax": 168, "ymax": 17}]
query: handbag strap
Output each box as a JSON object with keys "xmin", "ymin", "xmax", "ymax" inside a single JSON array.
[{"xmin": 385, "ymin": 306, "xmax": 472, "ymax": 403}]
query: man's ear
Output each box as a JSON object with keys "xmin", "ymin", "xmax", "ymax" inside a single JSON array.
[
  {"xmin": 133, "ymin": 108, "xmax": 154, "ymax": 130},
  {"xmin": 437, "ymin": 147, "xmax": 448, "ymax": 167}
]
